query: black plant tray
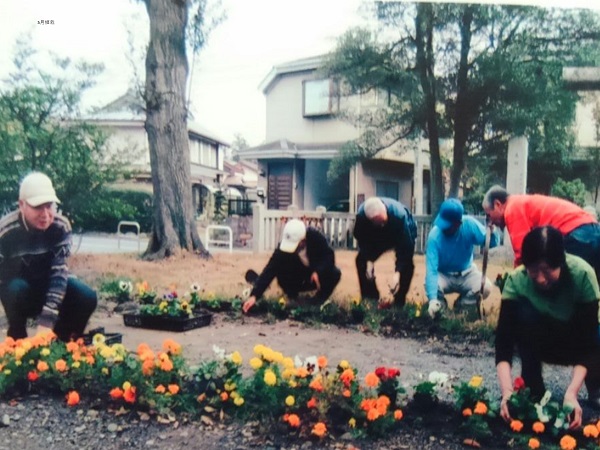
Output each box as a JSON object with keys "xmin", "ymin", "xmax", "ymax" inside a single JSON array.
[
  {"xmin": 82, "ymin": 327, "xmax": 123, "ymax": 346},
  {"xmin": 123, "ymin": 311, "xmax": 213, "ymax": 332}
]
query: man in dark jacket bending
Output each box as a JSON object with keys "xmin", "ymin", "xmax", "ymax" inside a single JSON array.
[{"xmin": 242, "ymin": 219, "xmax": 341, "ymax": 313}]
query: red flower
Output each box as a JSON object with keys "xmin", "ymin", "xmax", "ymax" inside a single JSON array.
[
  {"xmin": 387, "ymin": 368, "xmax": 400, "ymax": 378},
  {"xmin": 375, "ymin": 367, "xmax": 387, "ymax": 379},
  {"xmin": 27, "ymin": 371, "xmax": 39, "ymax": 382},
  {"xmin": 513, "ymin": 377, "xmax": 525, "ymax": 391}
]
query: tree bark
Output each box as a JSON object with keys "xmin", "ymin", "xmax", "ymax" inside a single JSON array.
[
  {"xmin": 143, "ymin": 0, "xmax": 209, "ymax": 259},
  {"xmin": 415, "ymin": 3, "xmax": 444, "ymax": 214}
]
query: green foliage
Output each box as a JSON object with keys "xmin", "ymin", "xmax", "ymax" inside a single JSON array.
[
  {"xmin": 550, "ymin": 177, "xmax": 587, "ymax": 207},
  {"xmin": 0, "ymin": 39, "xmax": 131, "ymax": 221},
  {"xmin": 69, "ymin": 188, "xmax": 153, "ymax": 233}
]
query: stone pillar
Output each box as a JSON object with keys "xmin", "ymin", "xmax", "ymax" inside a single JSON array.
[
  {"xmin": 252, "ymin": 203, "xmax": 264, "ymax": 253},
  {"xmin": 506, "ymin": 136, "xmax": 528, "ymax": 195},
  {"xmin": 413, "ymin": 141, "xmax": 425, "ymax": 215}
]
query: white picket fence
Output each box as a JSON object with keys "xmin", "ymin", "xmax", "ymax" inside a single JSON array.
[{"xmin": 251, "ymin": 203, "xmax": 436, "ymax": 254}]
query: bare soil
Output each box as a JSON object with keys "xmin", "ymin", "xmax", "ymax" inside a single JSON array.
[{"xmin": 1, "ymin": 249, "xmax": 586, "ymax": 450}]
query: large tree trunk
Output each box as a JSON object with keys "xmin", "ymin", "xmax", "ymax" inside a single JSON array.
[
  {"xmin": 415, "ymin": 3, "xmax": 444, "ymax": 215},
  {"xmin": 143, "ymin": 0, "xmax": 209, "ymax": 260},
  {"xmin": 449, "ymin": 6, "xmax": 474, "ymax": 198}
]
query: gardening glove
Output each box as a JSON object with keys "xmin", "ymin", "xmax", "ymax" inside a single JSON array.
[
  {"xmin": 365, "ymin": 261, "xmax": 375, "ymax": 280},
  {"xmin": 427, "ymin": 299, "xmax": 443, "ymax": 318},
  {"xmin": 389, "ymin": 271, "xmax": 400, "ymax": 295}
]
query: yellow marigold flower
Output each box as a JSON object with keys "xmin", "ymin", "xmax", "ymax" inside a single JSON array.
[
  {"xmin": 278, "ymin": 297, "xmax": 286, "ymax": 306},
  {"xmin": 365, "ymin": 372, "xmax": 380, "ymax": 387},
  {"xmin": 230, "ymin": 351, "xmax": 243, "ymax": 365},
  {"xmin": 102, "ymin": 367, "xmax": 109, "ymax": 375},
  {"xmin": 100, "ymin": 347, "xmax": 115, "ymax": 359},
  {"xmin": 282, "ymin": 357, "xmax": 294, "ymax": 369},
  {"xmin": 285, "ymin": 395, "xmax": 295, "ymax": 406},
  {"xmin": 469, "ymin": 376, "xmax": 483, "ymax": 388},
  {"xmin": 253, "ymin": 344, "xmax": 267, "ymax": 356},
  {"xmin": 351, "ymin": 296, "xmax": 361, "ymax": 306},
  {"xmin": 288, "ymin": 380, "xmax": 297, "ymax": 388},
  {"xmin": 282, "ymin": 368, "xmax": 295, "ymax": 379},
  {"xmin": 271, "ymin": 351, "xmax": 284, "ymax": 364},
  {"xmin": 348, "ymin": 417, "xmax": 356, "ymax": 428},
  {"xmin": 317, "ymin": 356, "xmax": 327, "ymax": 369},
  {"xmin": 123, "ymin": 381, "xmax": 132, "ymax": 390},
  {"xmin": 532, "ymin": 421, "xmax": 545, "ymax": 434},
  {"xmin": 14, "ymin": 347, "xmax": 25, "ymax": 360},
  {"xmin": 15, "ymin": 361, "xmax": 21, "ymax": 367},
  {"xmin": 224, "ymin": 382, "xmax": 236, "ymax": 391},
  {"xmin": 339, "ymin": 360, "xmax": 350, "ymax": 369},
  {"xmin": 234, "ymin": 396, "xmax": 244, "ymax": 406},
  {"xmin": 71, "ymin": 361, "xmax": 80, "ymax": 369},
  {"xmin": 559, "ymin": 435, "xmax": 576, "ymax": 450},
  {"xmin": 510, "ymin": 420, "xmax": 524, "ymax": 432},
  {"xmin": 264, "ymin": 369, "xmax": 277, "ymax": 386},
  {"xmin": 462, "ymin": 408, "xmax": 473, "ymax": 417},
  {"xmin": 40, "ymin": 348, "xmax": 50, "ymax": 357},
  {"xmin": 474, "ymin": 401, "xmax": 488, "ymax": 415},
  {"xmin": 250, "ymin": 357, "xmax": 263, "ymax": 370},
  {"xmin": 230, "ymin": 391, "xmax": 239, "ymax": 399},
  {"xmin": 312, "ymin": 422, "xmax": 327, "ymax": 438},
  {"xmin": 92, "ymin": 334, "xmax": 106, "ymax": 346},
  {"xmin": 528, "ymin": 437, "xmax": 540, "ymax": 449},
  {"xmin": 3, "ymin": 369, "xmax": 11, "ymax": 375},
  {"xmin": 583, "ymin": 424, "xmax": 599, "ymax": 438},
  {"xmin": 159, "ymin": 301, "xmax": 168, "ymax": 310}
]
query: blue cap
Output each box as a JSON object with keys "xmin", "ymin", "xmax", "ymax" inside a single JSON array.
[{"xmin": 434, "ymin": 198, "xmax": 464, "ymax": 230}]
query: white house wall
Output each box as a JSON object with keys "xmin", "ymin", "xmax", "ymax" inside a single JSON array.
[
  {"xmin": 265, "ymin": 72, "xmax": 359, "ymax": 143},
  {"xmin": 103, "ymin": 125, "xmax": 149, "ymax": 166}
]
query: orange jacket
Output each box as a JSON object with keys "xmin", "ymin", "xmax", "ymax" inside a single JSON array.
[{"xmin": 505, "ymin": 194, "xmax": 596, "ymax": 266}]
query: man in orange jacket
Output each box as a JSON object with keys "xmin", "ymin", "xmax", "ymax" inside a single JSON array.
[{"xmin": 482, "ymin": 185, "xmax": 600, "ymax": 279}]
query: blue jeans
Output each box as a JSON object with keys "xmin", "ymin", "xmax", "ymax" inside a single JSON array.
[{"xmin": 0, "ymin": 277, "xmax": 97, "ymax": 341}]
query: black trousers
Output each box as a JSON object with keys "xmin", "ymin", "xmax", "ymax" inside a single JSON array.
[
  {"xmin": 0, "ymin": 277, "xmax": 97, "ymax": 341},
  {"xmin": 356, "ymin": 250, "xmax": 414, "ymax": 307},
  {"xmin": 514, "ymin": 299, "xmax": 600, "ymax": 399},
  {"xmin": 277, "ymin": 265, "xmax": 341, "ymax": 303}
]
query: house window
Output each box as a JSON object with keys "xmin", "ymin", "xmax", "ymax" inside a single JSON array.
[
  {"xmin": 376, "ymin": 180, "xmax": 399, "ymax": 200},
  {"xmin": 303, "ymin": 79, "xmax": 338, "ymax": 117}
]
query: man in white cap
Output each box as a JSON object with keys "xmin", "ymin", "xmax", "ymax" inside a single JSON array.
[
  {"xmin": 0, "ymin": 172, "xmax": 97, "ymax": 340},
  {"xmin": 425, "ymin": 198, "xmax": 497, "ymax": 318},
  {"xmin": 242, "ymin": 219, "xmax": 341, "ymax": 313},
  {"xmin": 353, "ymin": 197, "xmax": 417, "ymax": 307}
]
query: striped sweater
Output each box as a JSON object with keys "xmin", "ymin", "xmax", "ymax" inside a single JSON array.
[{"xmin": 0, "ymin": 210, "xmax": 72, "ymax": 328}]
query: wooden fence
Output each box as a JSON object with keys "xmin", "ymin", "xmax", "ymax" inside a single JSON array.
[{"xmin": 251, "ymin": 203, "xmax": 439, "ymax": 254}]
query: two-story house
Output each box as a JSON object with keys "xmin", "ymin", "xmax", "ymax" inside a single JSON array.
[
  {"xmin": 84, "ymin": 90, "xmax": 229, "ymax": 219},
  {"xmin": 237, "ymin": 55, "xmax": 431, "ymax": 214}
]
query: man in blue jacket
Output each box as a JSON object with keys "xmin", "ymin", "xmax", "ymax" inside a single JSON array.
[
  {"xmin": 425, "ymin": 198, "xmax": 497, "ymax": 318},
  {"xmin": 242, "ymin": 219, "xmax": 341, "ymax": 313},
  {"xmin": 353, "ymin": 197, "xmax": 417, "ymax": 307}
]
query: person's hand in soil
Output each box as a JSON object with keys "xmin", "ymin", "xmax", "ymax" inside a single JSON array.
[
  {"xmin": 242, "ymin": 295, "xmax": 256, "ymax": 314},
  {"xmin": 563, "ymin": 391, "xmax": 583, "ymax": 429},
  {"xmin": 311, "ymin": 272, "xmax": 321, "ymax": 291},
  {"xmin": 499, "ymin": 394, "xmax": 512, "ymax": 422}
]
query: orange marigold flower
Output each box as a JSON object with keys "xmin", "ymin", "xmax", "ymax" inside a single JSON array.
[
  {"xmin": 287, "ymin": 414, "xmax": 300, "ymax": 428},
  {"xmin": 583, "ymin": 424, "xmax": 599, "ymax": 438},
  {"xmin": 307, "ymin": 397, "xmax": 318, "ymax": 409},
  {"xmin": 123, "ymin": 386, "xmax": 137, "ymax": 404},
  {"xmin": 110, "ymin": 387, "xmax": 124, "ymax": 399},
  {"xmin": 364, "ymin": 372, "xmax": 380, "ymax": 388},
  {"xmin": 340, "ymin": 368, "xmax": 355, "ymax": 387},
  {"xmin": 360, "ymin": 398, "xmax": 377, "ymax": 411},
  {"xmin": 159, "ymin": 355, "xmax": 174, "ymax": 372},
  {"xmin": 220, "ymin": 391, "xmax": 229, "ymax": 401},
  {"xmin": 66, "ymin": 391, "xmax": 80, "ymax": 406},
  {"xmin": 197, "ymin": 393, "xmax": 206, "ymax": 403},
  {"xmin": 394, "ymin": 409, "xmax": 403, "ymax": 420},
  {"xmin": 162, "ymin": 339, "xmax": 182, "ymax": 355},
  {"xmin": 296, "ymin": 367, "xmax": 309, "ymax": 378},
  {"xmin": 36, "ymin": 360, "xmax": 49, "ymax": 372},
  {"xmin": 27, "ymin": 370, "xmax": 39, "ymax": 382},
  {"xmin": 142, "ymin": 359, "xmax": 154, "ymax": 376},
  {"xmin": 367, "ymin": 408, "xmax": 381, "ymax": 421},
  {"xmin": 474, "ymin": 401, "xmax": 488, "ymax": 415},
  {"xmin": 168, "ymin": 384, "xmax": 180, "ymax": 395},
  {"xmin": 510, "ymin": 420, "xmax": 524, "ymax": 432},
  {"xmin": 66, "ymin": 341, "xmax": 79, "ymax": 353},
  {"xmin": 309, "ymin": 378, "xmax": 324, "ymax": 392},
  {"xmin": 311, "ymin": 422, "xmax": 327, "ymax": 438},
  {"xmin": 54, "ymin": 359, "xmax": 68, "ymax": 372},
  {"xmin": 137, "ymin": 343, "xmax": 152, "ymax": 356},
  {"xmin": 343, "ymin": 389, "xmax": 351, "ymax": 398},
  {"xmin": 317, "ymin": 356, "xmax": 327, "ymax": 369},
  {"xmin": 532, "ymin": 421, "xmax": 545, "ymax": 434},
  {"xmin": 85, "ymin": 355, "xmax": 95, "ymax": 365},
  {"xmin": 528, "ymin": 437, "xmax": 540, "ymax": 449},
  {"xmin": 155, "ymin": 385, "xmax": 166, "ymax": 394},
  {"xmin": 462, "ymin": 408, "xmax": 473, "ymax": 417},
  {"xmin": 377, "ymin": 395, "xmax": 391, "ymax": 408},
  {"xmin": 559, "ymin": 435, "xmax": 576, "ymax": 450}
]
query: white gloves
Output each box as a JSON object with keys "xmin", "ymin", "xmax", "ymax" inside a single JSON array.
[
  {"xmin": 366, "ymin": 261, "xmax": 375, "ymax": 280},
  {"xmin": 390, "ymin": 271, "xmax": 400, "ymax": 295},
  {"xmin": 428, "ymin": 299, "xmax": 443, "ymax": 318}
]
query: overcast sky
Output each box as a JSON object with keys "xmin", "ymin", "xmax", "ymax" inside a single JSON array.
[{"xmin": 0, "ymin": 0, "xmax": 599, "ymax": 146}]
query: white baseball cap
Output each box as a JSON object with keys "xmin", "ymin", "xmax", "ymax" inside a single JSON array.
[
  {"xmin": 279, "ymin": 219, "xmax": 306, "ymax": 253},
  {"xmin": 19, "ymin": 172, "xmax": 61, "ymax": 207}
]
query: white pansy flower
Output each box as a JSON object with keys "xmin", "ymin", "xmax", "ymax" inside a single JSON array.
[
  {"xmin": 428, "ymin": 371, "xmax": 449, "ymax": 387},
  {"xmin": 212, "ymin": 345, "xmax": 225, "ymax": 359},
  {"xmin": 119, "ymin": 280, "xmax": 133, "ymax": 293}
]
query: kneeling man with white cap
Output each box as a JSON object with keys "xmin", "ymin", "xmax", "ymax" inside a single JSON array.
[{"xmin": 242, "ymin": 219, "xmax": 341, "ymax": 313}]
